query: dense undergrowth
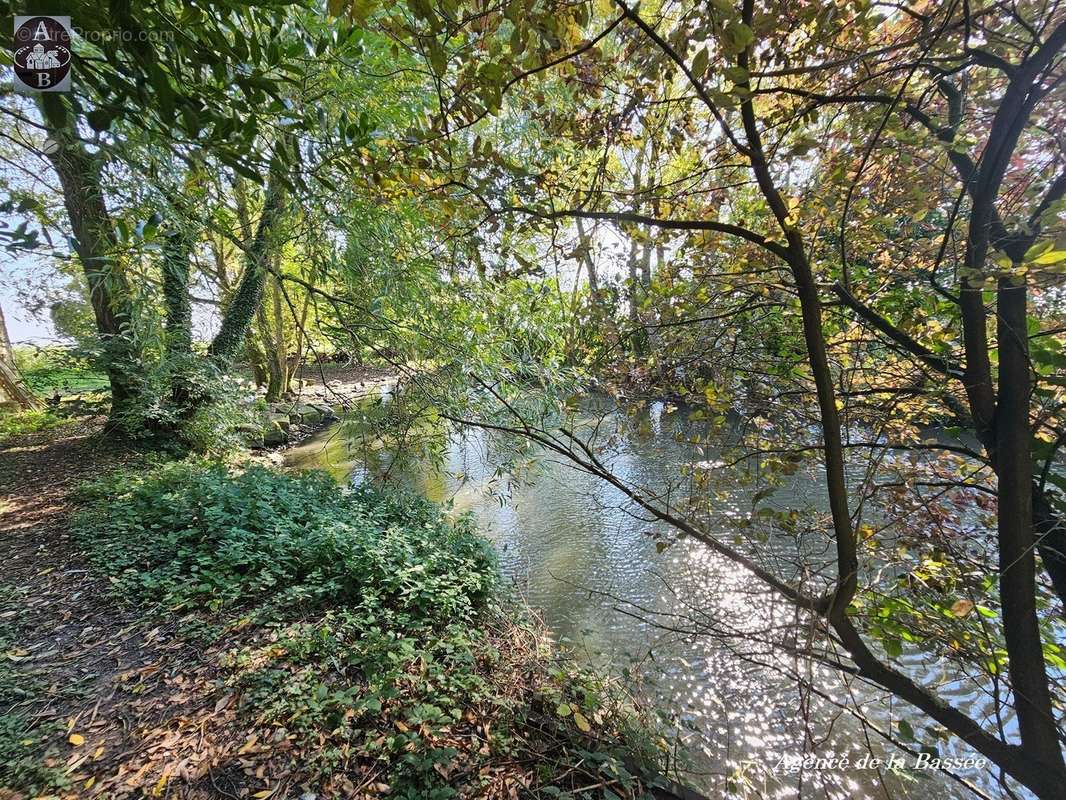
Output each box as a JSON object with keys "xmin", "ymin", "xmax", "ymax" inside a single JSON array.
[{"xmin": 64, "ymin": 462, "xmax": 667, "ymax": 798}]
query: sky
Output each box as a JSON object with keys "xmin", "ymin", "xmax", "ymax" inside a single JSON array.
[{"xmin": 1, "ymin": 251, "xmax": 59, "ymax": 345}]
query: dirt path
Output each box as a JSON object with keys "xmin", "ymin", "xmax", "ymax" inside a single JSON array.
[{"xmin": 0, "ymin": 423, "xmax": 229, "ymax": 799}]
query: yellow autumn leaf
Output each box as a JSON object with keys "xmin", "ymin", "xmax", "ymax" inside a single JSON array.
[
  {"xmin": 573, "ymin": 711, "xmax": 591, "ymax": 732},
  {"xmin": 1032, "ymin": 250, "xmax": 1066, "ymax": 265},
  {"xmin": 950, "ymin": 599, "xmax": 975, "ymax": 618},
  {"xmin": 68, "ymin": 733, "xmax": 85, "ymax": 746}
]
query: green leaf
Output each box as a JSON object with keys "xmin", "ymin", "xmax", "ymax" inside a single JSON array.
[
  {"xmin": 898, "ymin": 719, "xmax": 915, "ymax": 741},
  {"xmin": 723, "ymin": 66, "xmax": 749, "ymax": 83},
  {"xmin": 722, "ymin": 21, "xmax": 755, "ymax": 53},
  {"xmin": 691, "ymin": 48, "xmax": 709, "ymax": 78},
  {"xmin": 479, "ymin": 62, "xmax": 505, "ymax": 81},
  {"xmin": 1023, "ymin": 240, "xmax": 1054, "ymax": 261}
]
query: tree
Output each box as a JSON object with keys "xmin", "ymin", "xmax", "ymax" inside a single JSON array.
[
  {"xmin": 0, "ymin": 302, "xmax": 41, "ymax": 410},
  {"xmin": 2, "ymin": 1, "xmax": 361, "ymax": 434},
  {"xmin": 369, "ymin": 1, "xmax": 1066, "ymax": 794}
]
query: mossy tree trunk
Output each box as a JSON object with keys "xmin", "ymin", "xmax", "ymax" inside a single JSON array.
[
  {"xmin": 39, "ymin": 95, "xmax": 140, "ymax": 425},
  {"xmin": 160, "ymin": 224, "xmax": 199, "ymax": 418},
  {"xmin": 161, "ymin": 228, "xmax": 193, "ymax": 358},
  {"xmin": 255, "ymin": 259, "xmax": 291, "ymax": 402}
]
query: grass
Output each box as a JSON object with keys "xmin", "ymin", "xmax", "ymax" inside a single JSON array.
[
  {"xmin": 0, "ymin": 347, "xmax": 106, "ymax": 442},
  {"xmin": 70, "ymin": 461, "xmax": 668, "ymax": 799},
  {"xmin": 13, "ymin": 346, "xmax": 108, "ymax": 396},
  {"xmin": 0, "ymin": 408, "xmax": 78, "ymax": 439}
]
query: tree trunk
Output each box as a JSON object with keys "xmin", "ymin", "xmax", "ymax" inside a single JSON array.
[
  {"xmin": 208, "ymin": 171, "xmax": 286, "ymax": 367},
  {"xmin": 0, "ymin": 303, "xmax": 40, "ymax": 410},
  {"xmin": 160, "ymin": 225, "xmax": 200, "ymax": 419},
  {"xmin": 39, "ymin": 95, "xmax": 139, "ymax": 423},
  {"xmin": 627, "ymin": 143, "xmax": 646, "ymax": 356},
  {"xmin": 245, "ymin": 336, "xmax": 269, "ymax": 389},
  {"xmin": 574, "ymin": 217, "xmax": 599, "ymax": 294},
  {"xmin": 730, "ymin": 4, "xmax": 1066, "ymax": 791},
  {"xmin": 161, "ymin": 228, "xmax": 193, "ymax": 358},
  {"xmin": 996, "ymin": 274, "xmax": 1065, "ymax": 771},
  {"xmin": 0, "ymin": 360, "xmax": 42, "ymax": 410},
  {"xmin": 0, "ymin": 302, "xmax": 14, "ymax": 364},
  {"xmin": 256, "ymin": 268, "xmax": 290, "ymax": 403}
]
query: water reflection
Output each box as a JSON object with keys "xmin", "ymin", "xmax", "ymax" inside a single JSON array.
[{"xmin": 286, "ymin": 401, "xmax": 986, "ymax": 799}]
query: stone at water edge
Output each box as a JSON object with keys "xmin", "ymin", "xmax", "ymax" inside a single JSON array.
[
  {"xmin": 263, "ymin": 425, "xmax": 289, "ymax": 446},
  {"xmin": 309, "ymin": 403, "xmax": 337, "ymax": 420},
  {"xmin": 267, "ymin": 413, "xmax": 291, "ymax": 432},
  {"xmin": 290, "ymin": 404, "xmax": 324, "ymax": 424}
]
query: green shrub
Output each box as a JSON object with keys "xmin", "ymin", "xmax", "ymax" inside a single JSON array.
[
  {"xmin": 74, "ymin": 463, "xmax": 662, "ymax": 798},
  {"xmin": 0, "ymin": 408, "xmax": 75, "ymax": 439},
  {"xmin": 76, "ymin": 462, "xmax": 497, "ymax": 620}
]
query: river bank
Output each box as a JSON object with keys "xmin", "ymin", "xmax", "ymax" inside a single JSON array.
[{"xmin": 0, "ymin": 420, "xmax": 689, "ymax": 799}]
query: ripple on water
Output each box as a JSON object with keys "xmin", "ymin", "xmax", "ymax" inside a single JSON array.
[{"xmin": 286, "ymin": 412, "xmax": 988, "ymax": 800}]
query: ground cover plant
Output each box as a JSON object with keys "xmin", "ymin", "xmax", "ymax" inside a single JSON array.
[{"xmin": 64, "ymin": 462, "xmax": 667, "ymax": 798}]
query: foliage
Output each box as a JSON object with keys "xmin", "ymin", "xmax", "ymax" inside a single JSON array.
[
  {"xmin": 0, "ymin": 0, "xmax": 1063, "ymax": 794},
  {"xmin": 103, "ymin": 361, "xmax": 260, "ymax": 454},
  {"xmin": 0, "ymin": 587, "xmax": 70, "ymax": 795},
  {"xmin": 76, "ymin": 463, "xmax": 497, "ymax": 615},
  {"xmin": 0, "ymin": 713, "xmax": 69, "ymax": 797}
]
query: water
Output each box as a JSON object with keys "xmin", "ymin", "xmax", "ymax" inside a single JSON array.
[{"xmin": 286, "ymin": 399, "xmax": 995, "ymax": 799}]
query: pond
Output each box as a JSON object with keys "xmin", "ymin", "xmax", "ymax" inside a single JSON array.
[{"xmin": 286, "ymin": 396, "xmax": 993, "ymax": 799}]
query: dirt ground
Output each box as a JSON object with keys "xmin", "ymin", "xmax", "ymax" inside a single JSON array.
[
  {"xmin": 0, "ymin": 423, "xmax": 294, "ymax": 798},
  {"xmin": 0, "ymin": 365, "xmax": 401, "ymax": 799}
]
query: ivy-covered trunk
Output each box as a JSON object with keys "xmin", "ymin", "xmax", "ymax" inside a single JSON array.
[
  {"xmin": 209, "ymin": 172, "xmax": 286, "ymax": 368},
  {"xmin": 245, "ymin": 337, "xmax": 269, "ymax": 389},
  {"xmin": 161, "ymin": 228, "xmax": 193, "ymax": 358},
  {"xmin": 160, "ymin": 224, "xmax": 200, "ymax": 419}
]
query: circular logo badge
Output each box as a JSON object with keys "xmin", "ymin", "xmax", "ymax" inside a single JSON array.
[{"xmin": 13, "ymin": 17, "xmax": 71, "ymax": 91}]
